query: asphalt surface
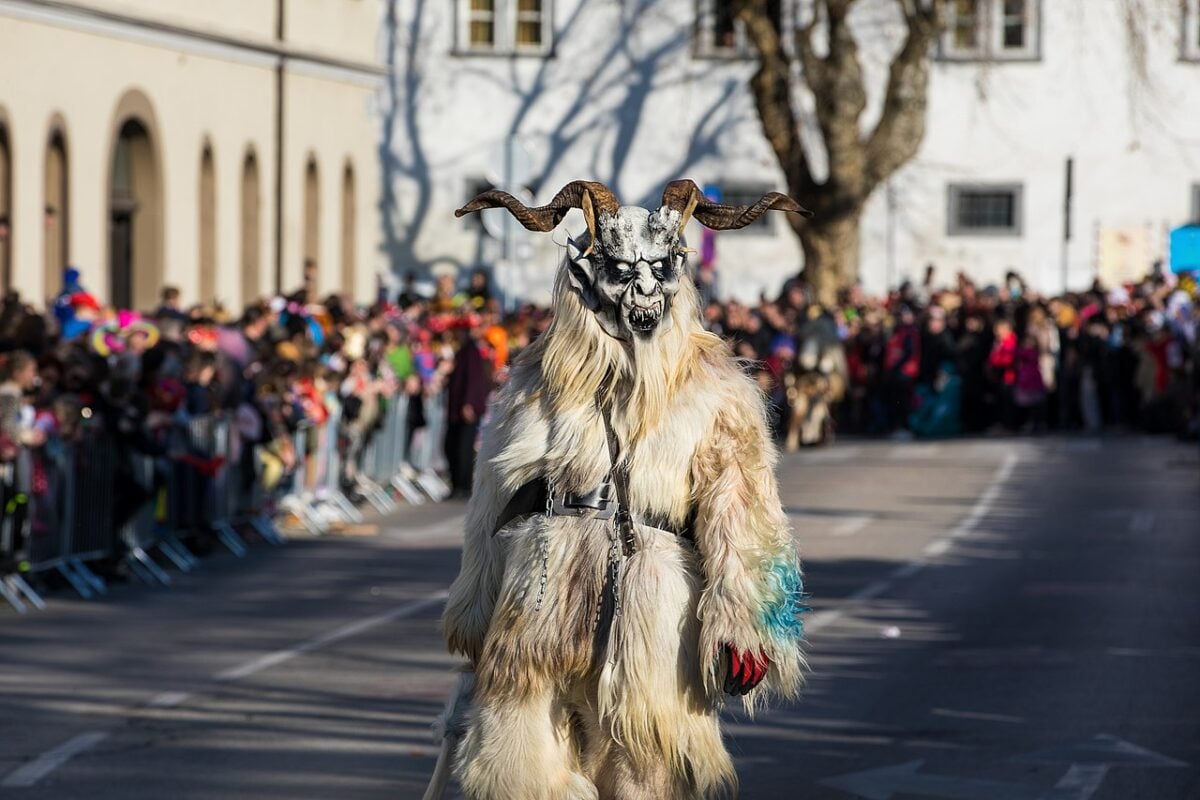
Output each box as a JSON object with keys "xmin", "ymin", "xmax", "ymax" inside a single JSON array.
[{"xmin": 1, "ymin": 436, "xmax": 1198, "ymax": 799}]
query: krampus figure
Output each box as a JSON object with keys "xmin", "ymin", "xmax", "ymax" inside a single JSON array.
[
  {"xmin": 443, "ymin": 180, "xmax": 810, "ymax": 800},
  {"xmin": 785, "ymin": 312, "xmax": 848, "ymax": 450}
]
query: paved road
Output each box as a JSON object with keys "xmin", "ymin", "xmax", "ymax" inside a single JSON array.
[{"xmin": 1, "ymin": 437, "xmax": 1198, "ymax": 799}]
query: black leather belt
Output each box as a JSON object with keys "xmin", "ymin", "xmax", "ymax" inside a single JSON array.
[{"xmin": 492, "ymin": 477, "xmax": 692, "ymax": 540}]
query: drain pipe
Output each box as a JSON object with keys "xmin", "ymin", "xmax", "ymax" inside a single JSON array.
[{"xmin": 273, "ymin": 0, "xmax": 286, "ymax": 294}]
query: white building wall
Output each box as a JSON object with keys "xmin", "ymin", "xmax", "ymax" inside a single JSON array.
[
  {"xmin": 387, "ymin": 0, "xmax": 802, "ymax": 305},
  {"xmin": 865, "ymin": 0, "xmax": 1200, "ymax": 296},
  {"xmin": 389, "ymin": 0, "xmax": 1200, "ymax": 303}
]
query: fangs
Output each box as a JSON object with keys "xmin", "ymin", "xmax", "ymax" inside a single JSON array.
[{"xmin": 629, "ymin": 302, "xmax": 663, "ymax": 330}]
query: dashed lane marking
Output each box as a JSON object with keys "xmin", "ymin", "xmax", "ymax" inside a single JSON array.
[
  {"xmin": 5, "ymin": 592, "xmax": 450, "ymax": 789},
  {"xmin": 806, "ymin": 452, "xmax": 1019, "ymax": 637},
  {"xmin": 213, "ymin": 592, "xmax": 449, "ymax": 682},
  {"xmin": 2, "ymin": 731, "xmax": 109, "ymax": 788}
]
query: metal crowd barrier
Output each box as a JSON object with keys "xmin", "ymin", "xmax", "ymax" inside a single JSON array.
[{"xmin": 1, "ymin": 388, "xmax": 455, "ymax": 613}]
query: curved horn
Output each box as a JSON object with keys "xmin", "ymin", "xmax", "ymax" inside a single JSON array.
[
  {"xmin": 661, "ymin": 179, "xmax": 812, "ymax": 233},
  {"xmin": 455, "ymin": 180, "xmax": 620, "ymax": 233}
]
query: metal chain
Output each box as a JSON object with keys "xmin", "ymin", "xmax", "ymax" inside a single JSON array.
[{"xmin": 533, "ymin": 531, "xmax": 549, "ymax": 612}]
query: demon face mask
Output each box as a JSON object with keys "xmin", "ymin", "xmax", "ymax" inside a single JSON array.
[{"xmin": 456, "ymin": 179, "xmax": 811, "ymax": 342}]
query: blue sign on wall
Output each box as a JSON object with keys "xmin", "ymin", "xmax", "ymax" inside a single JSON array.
[{"xmin": 1170, "ymin": 225, "xmax": 1200, "ymax": 274}]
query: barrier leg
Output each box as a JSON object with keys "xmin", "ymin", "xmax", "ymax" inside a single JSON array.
[
  {"xmin": 251, "ymin": 516, "xmax": 285, "ymax": 546},
  {"xmin": 8, "ymin": 574, "xmax": 46, "ymax": 610},
  {"xmin": 357, "ymin": 477, "xmax": 396, "ymax": 514},
  {"xmin": 129, "ymin": 547, "xmax": 172, "ymax": 586},
  {"xmin": 163, "ymin": 534, "xmax": 201, "ymax": 569},
  {"xmin": 392, "ymin": 466, "xmax": 426, "ymax": 506},
  {"xmin": 126, "ymin": 557, "xmax": 157, "ymax": 586},
  {"xmin": 70, "ymin": 559, "xmax": 108, "ymax": 595},
  {"xmin": 157, "ymin": 540, "xmax": 193, "ymax": 572},
  {"xmin": 330, "ymin": 490, "xmax": 364, "ymax": 523},
  {"xmin": 57, "ymin": 561, "xmax": 94, "ymax": 599},
  {"xmin": 417, "ymin": 470, "xmax": 452, "ymax": 502},
  {"xmin": 214, "ymin": 522, "xmax": 248, "ymax": 557},
  {"xmin": 0, "ymin": 577, "xmax": 28, "ymax": 613}
]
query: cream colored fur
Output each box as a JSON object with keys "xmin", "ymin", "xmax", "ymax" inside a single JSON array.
[{"xmin": 443, "ymin": 263, "xmax": 805, "ymax": 799}]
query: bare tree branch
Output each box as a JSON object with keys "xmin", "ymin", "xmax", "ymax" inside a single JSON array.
[
  {"xmin": 735, "ymin": 0, "xmax": 815, "ymax": 203},
  {"xmin": 862, "ymin": 0, "xmax": 945, "ymax": 193}
]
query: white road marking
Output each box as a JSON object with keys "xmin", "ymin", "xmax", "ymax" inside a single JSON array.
[
  {"xmin": 932, "ymin": 707, "xmax": 1024, "ymax": 724},
  {"xmin": 146, "ymin": 690, "xmax": 193, "ymax": 709},
  {"xmin": 2, "ymin": 731, "xmax": 109, "ymax": 788},
  {"xmin": 832, "ymin": 515, "xmax": 873, "ymax": 537},
  {"xmin": 214, "ymin": 592, "xmax": 448, "ymax": 682},
  {"xmin": 923, "ymin": 539, "xmax": 952, "ymax": 557},
  {"xmin": 806, "ymin": 452, "xmax": 1019, "ymax": 637},
  {"xmin": 805, "ymin": 609, "xmax": 844, "ymax": 634},
  {"xmin": 1049, "ymin": 764, "xmax": 1110, "ymax": 800},
  {"xmin": 1128, "ymin": 511, "xmax": 1155, "ymax": 534},
  {"xmin": 3, "ymin": 592, "xmax": 451, "ymax": 789}
]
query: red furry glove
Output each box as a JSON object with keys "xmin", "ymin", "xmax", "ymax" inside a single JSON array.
[{"xmin": 722, "ymin": 645, "xmax": 769, "ymax": 696}]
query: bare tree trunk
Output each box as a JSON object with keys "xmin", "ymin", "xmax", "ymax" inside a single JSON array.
[
  {"xmin": 796, "ymin": 210, "xmax": 860, "ymax": 307},
  {"xmin": 735, "ymin": 0, "xmax": 945, "ymax": 298}
]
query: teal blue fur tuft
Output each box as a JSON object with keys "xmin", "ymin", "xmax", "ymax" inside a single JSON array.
[{"xmin": 759, "ymin": 558, "xmax": 809, "ymax": 642}]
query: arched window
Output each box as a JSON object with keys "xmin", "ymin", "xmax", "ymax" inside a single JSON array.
[
  {"xmin": 108, "ymin": 90, "xmax": 163, "ymax": 311},
  {"xmin": 0, "ymin": 117, "xmax": 11, "ymax": 294},
  {"xmin": 44, "ymin": 127, "xmax": 70, "ymax": 302},
  {"xmin": 340, "ymin": 161, "xmax": 356, "ymax": 298},
  {"xmin": 303, "ymin": 156, "xmax": 320, "ymax": 296},
  {"xmin": 240, "ymin": 149, "xmax": 261, "ymax": 307},
  {"xmin": 198, "ymin": 143, "xmax": 217, "ymax": 304}
]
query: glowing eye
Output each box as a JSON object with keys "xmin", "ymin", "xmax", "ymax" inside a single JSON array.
[{"xmin": 612, "ymin": 262, "xmax": 635, "ymax": 280}]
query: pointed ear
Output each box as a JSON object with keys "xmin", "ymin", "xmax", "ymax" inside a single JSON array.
[{"xmin": 565, "ymin": 238, "xmax": 600, "ymax": 310}]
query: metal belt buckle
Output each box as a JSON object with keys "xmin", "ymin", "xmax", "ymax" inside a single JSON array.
[{"xmin": 550, "ymin": 479, "xmax": 617, "ymax": 520}]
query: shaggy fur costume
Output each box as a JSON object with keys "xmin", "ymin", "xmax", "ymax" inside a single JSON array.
[{"xmin": 443, "ymin": 228, "xmax": 806, "ymax": 800}]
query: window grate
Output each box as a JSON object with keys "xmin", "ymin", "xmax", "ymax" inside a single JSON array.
[{"xmin": 948, "ymin": 184, "xmax": 1023, "ymax": 236}]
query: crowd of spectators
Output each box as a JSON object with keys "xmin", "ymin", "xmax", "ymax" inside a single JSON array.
[
  {"xmin": 1, "ymin": 262, "xmax": 1197, "ymax": 522},
  {"xmin": 711, "ymin": 266, "xmax": 1200, "ymax": 443}
]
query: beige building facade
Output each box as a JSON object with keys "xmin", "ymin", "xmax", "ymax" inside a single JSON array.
[{"xmin": 0, "ymin": 0, "xmax": 384, "ymax": 311}]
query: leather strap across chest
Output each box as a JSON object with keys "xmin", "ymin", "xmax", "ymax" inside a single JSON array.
[{"xmin": 491, "ymin": 476, "xmax": 692, "ymax": 540}]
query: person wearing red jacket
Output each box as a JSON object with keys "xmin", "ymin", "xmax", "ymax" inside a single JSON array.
[
  {"xmin": 883, "ymin": 305, "xmax": 921, "ymax": 432},
  {"xmin": 989, "ymin": 318, "xmax": 1018, "ymax": 430}
]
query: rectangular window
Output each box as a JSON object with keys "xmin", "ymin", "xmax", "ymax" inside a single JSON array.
[
  {"xmin": 516, "ymin": 0, "xmax": 543, "ymax": 48},
  {"xmin": 718, "ymin": 184, "xmax": 777, "ymax": 235},
  {"xmin": 947, "ymin": 184, "xmax": 1023, "ymax": 236},
  {"xmin": 940, "ymin": 0, "xmax": 1039, "ymax": 61},
  {"xmin": 1001, "ymin": 0, "xmax": 1026, "ymax": 50},
  {"xmin": 694, "ymin": 0, "xmax": 789, "ymax": 59},
  {"xmin": 468, "ymin": 0, "xmax": 496, "ymax": 50},
  {"xmin": 457, "ymin": 0, "xmax": 553, "ymax": 55},
  {"xmin": 952, "ymin": 0, "xmax": 982, "ymax": 54},
  {"xmin": 695, "ymin": 0, "xmax": 749, "ymax": 58},
  {"xmin": 1185, "ymin": 0, "xmax": 1200, "ymax": 61}
]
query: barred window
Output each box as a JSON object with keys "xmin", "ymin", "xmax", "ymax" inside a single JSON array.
[{"xmin": 947, "ymin": 184, "xmax": 1023, "ymax": 236}]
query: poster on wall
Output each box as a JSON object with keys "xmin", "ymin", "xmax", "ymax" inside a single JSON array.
[
  {"xmin": 1169, "ymin": 225, "xmax": 1200, "ymax": 275},
  {"xmin": 1096, "ymin": 226, "xmax": 1158, "ymax": 287}
]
